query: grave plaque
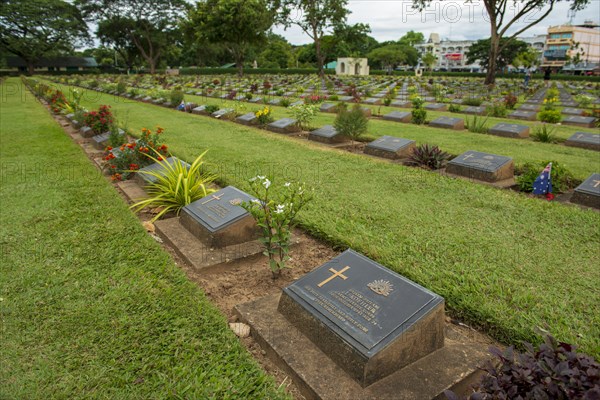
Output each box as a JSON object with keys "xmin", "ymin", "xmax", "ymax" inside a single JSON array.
[
  {"xmin": 278, "ymin": 249, "xmax": 445, "ymax": 387},
  {"xmin": 446, "ymin": 150, "xmax": 514, "ymax": 182},
  {"xmin": 180, "ymin": 186, "xmax": 260, "ymax": 247},
  {"xmin": 429, "ymin": 116, "xmax": 464, "ymax": 130},
  {"xmin": 562, "ymin": 115, "xmax": 597, "ymax": 128},
  {"xmin": 565, "ymin": 132, "xmax": 600, "ymax": 151},
  {"xmin": 267, "ymin": 118, "xmax": 301, "ymax": 134},
  {"xmin": 570, "ymin": 173, "xmax": 600, "ymax": 209},
  {"xmin": 248, "ymin": 97, "xmax": 263, "ymax": 104},
  {"xmin": 364, "ymin": 136, "xmax": 415, "ymax": 159},
  {"xmin": 463, "ymin": 106, "xmax": 485, "ymax": 116},
  {"xmin": 268, "ymin": 99, "xmax": 281, "ymax": 106},
  {"xmin": 79, "ymin": 126, "xmax": 94, "ymax": 138},
  {"xmin": 289, "ymin": 100, "xmax": 304, "ymax": 107},
  {"xmin": 235, "ymin": 112, "xmax": 257, "ymax": 126},
  {"xmin": 561, "ymin": 107, "xmax": 584, "ymax": 116},
  {"xmin": 212, "ymin": 108, "xmax": 234, "ymax": 118},
  {"xmin": 339, "ymin": 96, "xmax": 354, "ymax": 102},
  {"xmin": 364, "ymin": 98, "xmax": 382, "ymax": 105},
  {"xmin": 390, "ymin": 100, "xmax": 411, "ymax": 108},
  {"xmin": 508, "ymin": 110, "xmax": 536, "ymax": 121},
  {"xmin": 308, "ymin": 125, "xmax": 347, "ymax": 144},
  {"xmin": 191, "ymin": 105, "xmax": 208, "ymax": 115},
  {"xmin": 134, "ymin": 157, "xmax": 190, "ymax": 186},
  {"xmin": 320, "ymin": 103, "xmax": 338, "ymax": 113},
  {"xmin": 382, "ymin": 111, "xmax": 411, "ymax": 123},
  {"xmin": 66, "ymin": 113, "xmax": 75, "ymax": 121},
  {"xmin": 92, "ymin": 129, "xmax": 125, "ymax": 150},
  {"xmin": 489, "ymin": 123, "xmax": 530, "ymax": 139},
  {"xmin": 517, "ymin": 104, "xmax": 540, "ymax": 112},
  {"xmin": 424, "ymin": 103, "xmax": 447, "ymax": 111}
]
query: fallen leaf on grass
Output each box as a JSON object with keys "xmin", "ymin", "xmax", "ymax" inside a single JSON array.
[{"xmin": 143, "ymin": 221, "xmax": 155, "ymax": 233}]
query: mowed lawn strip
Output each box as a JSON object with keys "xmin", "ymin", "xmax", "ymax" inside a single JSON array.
[
  {"xmin": 0, "ymin": 79, "xmax": 288, "ymax": 399},
  {"xmin": 49, "ymin": 80, "xmax": 600, "ymax": 357},
  {"xmin": 47, "ymin": 79, "xmax": 600, "ymax": 181}
]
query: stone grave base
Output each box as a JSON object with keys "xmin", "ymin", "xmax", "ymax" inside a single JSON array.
[
  {"xmin": 154, "ymin": 217, "xmax": 270, "ymax": 270},
  {"xmin": 565, "ymin": 140, "xmax": 600, "ymax": 151},
  {"xmin": 116, "ymin": 180, "xmax": 148, "ymax": 203},
  {"xmin": 307, "ymin": 133, "xmax": 349, "ymax": 145},
  {"xmin": 563, "ymin": 119, "xmax": 596, "ymax": 128},
  {"xmin": 267, "ymin": 125, "xmax": 301, "ymax": 134},
  {"xmin": 363, "ymin": 145, "xmax": 413, "ymax": 160},
  {"xmin": 570, "ymin": 191, "xmax": 600, "ymax": 209},
  {"xmin": 235, "ymin": 293, "xmax": 489, "ymax": 400},
  {"xmin": 442, "ymin": 170, "xmax": 515, "ymax": 188}
]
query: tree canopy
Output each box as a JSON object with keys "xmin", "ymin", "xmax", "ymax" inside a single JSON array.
[
  {"xmin": 467, "ymin": 38, "xmax": 528, "ymax": 72},
  {"xmin": 0, "ymin": 0, "xmax": 90, "ymax": 74}
]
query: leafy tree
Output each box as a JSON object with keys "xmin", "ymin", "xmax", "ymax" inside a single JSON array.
[
  {"xmin": 413, "ymin": 0, "xmax": 590, "ymax": 84},
  {"xmin": 186, "ymin": 0, "xmax": 275, "ymax": 76},
  {"xmin": 422, "ymin": 51, "xmax": 437, "ymax": 73},
  {"xmin": 77, "ymin": 0, "xmax": 186, "ymax": 74},
  {"xmin": 0, "ymin": 0, "xmax": 90, "ymax": 74},
  {"xmin": 279, "ymin": 0, "xmax": 349, "ymax": 76},
  {"xmin": 368, "ymin": 44, "xmax": 418, "ymax": 72},
  {"xmin": 466, "ymin": 38, "xmax": 528, "ymax": 73},
  {"xmin": 96, "ymin": 18, "xmax": 141, "ymax": 71},
  {"xmin": 398, "ymin": 30, "xmax": 425, "ymax": 46},
  {"xmin": 258, "ymin": 34, "xmax": 294, "ymax": 68},
  {"xmin": 512, "ymin": 47, "xmax": 539, "ymax": 70},
  {"xmin": 332, "ymin": 23, "xmax": 378, "ymax": 57}
]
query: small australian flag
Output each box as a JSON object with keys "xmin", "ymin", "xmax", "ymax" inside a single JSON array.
[{"xmin": 532, "ymin": 162, "xmax": 553, "ymax": 199}]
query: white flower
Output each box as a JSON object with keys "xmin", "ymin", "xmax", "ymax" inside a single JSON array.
[
  {"xmin": 284, "ymin": 182, "xmax": 291, "ymax": 187},
  {"xmin": 251, "ymin": 199, "xmax": 260, "ymax": 204},
  {"xmin": 257, "ymin": 175, "xmax": 266, "ymax": 180},
  {"xmin": 263, "ymin": 179, "xmax": 271, "ymax": 189},
  {"xmin": 249, "ymin": 176, "xmax": 257, "ymax": 182},
  {"xmin": 274, "ymin": 204, "xmax": 285, "ymax": 214}
]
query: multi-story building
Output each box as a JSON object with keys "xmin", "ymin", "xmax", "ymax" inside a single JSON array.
[
  {"xmin": 542, "ymin": 21, "xmax": 600, "ymax": 71},
  {"xmin": 518, "ymin": 34, "xmax": 547, "ymax": 66},
  {"xmin": 415, "ymin": 34, "xmax": 480, "ymax": 71}
]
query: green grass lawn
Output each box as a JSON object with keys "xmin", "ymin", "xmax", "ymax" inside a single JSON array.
[
  {"xmin": 46, "ymin": 78, "xmax": 600, "ymax": 181},
  {"xmin": 0, "ymin": 79, "xmax": 288, "ymax": 399},
  {"xmin": 39, "ymin": 79, "xmax": 600, "ymax": 358}
]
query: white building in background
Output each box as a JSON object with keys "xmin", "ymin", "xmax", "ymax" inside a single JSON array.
[
  {"xmin": 336, "ymin": 58, "xmax": 370, "ymax": 76},
  {"xmin": 415, "ymin": 34, "xmax": 480, "ymax": 71},
  {"xmin": 519, "ymin": 34, "xmax": 547, "ymax": 66}
]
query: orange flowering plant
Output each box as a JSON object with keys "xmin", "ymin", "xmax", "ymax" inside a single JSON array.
[{"xmin": 103, "ymin": 126, "xmax": 169, "ymax": 181}]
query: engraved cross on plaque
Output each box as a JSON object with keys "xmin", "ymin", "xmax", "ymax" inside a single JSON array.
[
  {"xmin": 463, "ymin": 154, "xmax": 475, "ymax": 161},
  {"xmin": 202, "ymin": 193, "xmax": 224, "ymax": 204},
  {"xmin": 593, "ymin": 180, "xmax": 600, "ymax": 188},
  {"xmin": 318, "ymin": 266, "xmax": 350, "ymax": 288}
]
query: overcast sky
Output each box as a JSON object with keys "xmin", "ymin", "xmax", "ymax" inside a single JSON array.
[{"xmin": 273, "ymin": 0, "xmax": 600, "ymax": 44}]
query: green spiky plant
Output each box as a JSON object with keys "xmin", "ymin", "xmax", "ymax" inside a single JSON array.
[
  {"xmin": 409, "ymin": 144, "xmax": 451, "ymax": 170},
  {"xmin": 131, "ymin": 150, "xmax": 216, "ymax": 221}
]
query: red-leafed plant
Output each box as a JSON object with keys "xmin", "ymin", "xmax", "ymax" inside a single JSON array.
[{"xmin": 445, "ymin": 335, "xmax": 600, "ymax": 400}]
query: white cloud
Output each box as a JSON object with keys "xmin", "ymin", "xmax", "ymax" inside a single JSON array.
[{"xmin": 274, "ymin": 0, "xmax": 600, "ymax": 45}]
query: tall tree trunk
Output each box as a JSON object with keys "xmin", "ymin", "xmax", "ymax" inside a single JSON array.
[
  {"xmin": 313, "ymin": 25, "xmax": 324, "ymax": 77},
  {"xmin": 148, "ymin": 58, "xmax": 156, "ymax": 74},
  {"xmin": 486, "ymin": 30, "xmax": 500, "ymax": 85},
  {"xmin": 236, "ymin": 60, "xmax": 243, "ymax": 77},
  {"xmin": 27, "ymin": 61, "xmax": 35, "ymax": 76}
]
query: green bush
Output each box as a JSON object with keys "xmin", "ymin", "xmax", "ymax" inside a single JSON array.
[
  {"xmin": 411, "ymin": 96, "xmax": 427, "ymax": 125},
  {"xmin": 538, "ymin": 109, "xmax": 561, "ymax": 123},
  {"xmin": 334, "ymin": 104, "xmax": 369, "ymax": 146},
  {"xmin": 486, "ymin": 102, "xmax": 508, "ymax": 117},
  {"xmin": 465, "ymin": 115, "xmax": 489, "ymax": 134},
  {"xmin": 204, "ymin": 104, "xmax": 220, "ymax": 114},
  {"xmin": 516, "ymin": 161, "xmax": 578, "ymax": 194},
  {"xmin": 531, "ymin": 124, "xmax": 559, "ymax": 143},
  {"xmin": 170, "ymin": 87, "xmax": 185, "ymax": 106},
  {"xmin": 463, "ymin": 97, "xmax": 483, "ymax": 106},
  {"xmin": 448, "ymin": 104, "xmax": 462, "ymax": 113}
]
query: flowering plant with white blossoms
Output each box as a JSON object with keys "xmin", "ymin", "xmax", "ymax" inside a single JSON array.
[{"xmin": 242, "ymin": 176, "xmax": 313, "ymax": 278}]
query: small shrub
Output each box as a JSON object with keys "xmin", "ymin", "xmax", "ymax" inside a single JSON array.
[
  {"xmin": 204, "ymin": 104, "xmax": 219, "ymax": 114},
  {"xmin": 465, "ymin": 115, "xmax": 489, "ymax": 134},
  {"xmin": 328, "ymin": 95, "xmax": 339, "ymax": 101},
  {"xmin": 254, "ymin": 106, "xmax": 273, "ymax": 125},
  {"xmin": 575, "ymin": 93, "xmax": 594, "ymax": 108},
  {"xmin": 303, "ymin": 94, "xmax": 327, "ymax": 104},
  {"xmin": 444, "ymin": 335, "xmax": 600, "ymax": 400},
  {"xmin": 242, "ymin": 177, "xmax": 313, "ymax": 278},
  {"xmin": 116, "ymin": 79, "xmax": 127, "ymax": 94},
  {"xmin": 463, "ymin": 97, "xmax": 483, "ymax": 106},
  {"xmin": 170, "ymin": 87, "xmax": 184, "ymax": 105},
  {"xmin": 334, "ymin": 104, "xmax": 369, "ymax": 148},
  {"xmin": 531, "ymin": 124, "xmax": 559, "ymax": 143},
  {"xmin": 486, "ymin": 101, "xmax": 508, "ymax": 118},
  {"xmin": 409, "ymin": 144, "xmax": 451, "ymax": 170},
  {"xmin": 84, "ymin": 105, "xmax": 113, "ymax": 134},
  {"xmin": 538, "ymin": 109, "xmax": 561, "ymax": 123},
  {"xmin": 131, "ymin": 150, "xmax": 216, "ymax": 221},
  {"xmin": 448, "ymin": 104, "xmax": 462, "ymax": 113},
  {"xmin": 289, "ymin": 103, "xmax": 318, "ymax": 130},
  {"xmin": 104, "ymin": 126, "xmax": 169, "ymax": 181},
  {"xmin": 503, "ymin": 93, "xmax": 518, "ymax": 109},
  {"xmin": 245, "ymin": 92, "xmax": 253, "ymax": 101},
  {"xmin": 411, "ymin": 96, "xmax": 427, "ymax": 125},
  {"xmin": 516, "ymin": 160, "xmax": 577, "ymax": 193},
  {"xmin": 279, "ymin": 98, "xmax": 291, "ymax": 108}
]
